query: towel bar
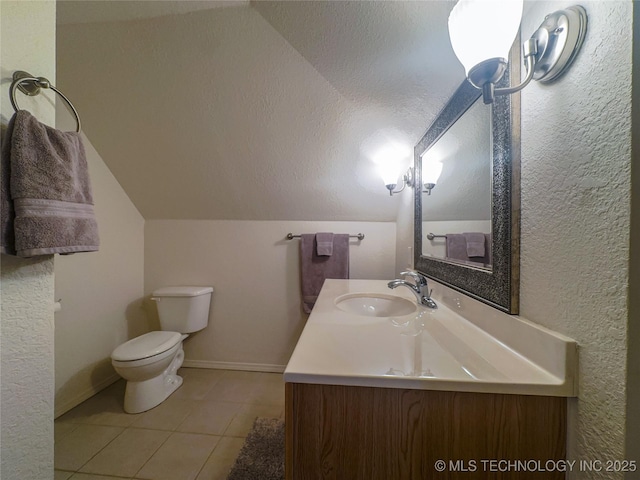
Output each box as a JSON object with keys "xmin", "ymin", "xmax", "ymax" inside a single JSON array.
[
  {"xmin": 10, "ymin": 71, "xmax": 81, "ymax": 132},
  {"xmin": 287, "ymin": 233, "xmax": 365, "ymax": 240},
  {"xmin": 426, "ymin": 233, "xmax": 447, "ymax": 240}
]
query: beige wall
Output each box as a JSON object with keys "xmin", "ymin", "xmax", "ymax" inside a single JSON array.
[
  {"xmin": 0, "ymin": 1, "xmax": 56, "ymax": 478},
  {"xmin": 53, "ymin": 110, "xmax": 146, "ymax": 417},
  {"xmin": 394, "ymin": 1, "xmax": 635, "ymax": 474},
  {"xmin": 145, "ymin": 220, "xmax": 396, "ymax": 369}
]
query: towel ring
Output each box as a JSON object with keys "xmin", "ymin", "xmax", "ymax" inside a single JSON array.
[{"xmin": 10, "ymin": 71, "xmax": 81, "ymax": 133}]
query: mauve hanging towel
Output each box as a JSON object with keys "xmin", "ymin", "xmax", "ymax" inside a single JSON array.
[
  {"xmin": 1, "ymin": 110, "xmax": 99, "ymax": 257},
  {"xmin": 300, "ymin": 233, "xmax": 349, "ymax": 313},
  {"xmin": 463, "ymin": 232, "xmax": 486, "ymax": 257},
  {"xmin": 315, "ymin": 232, "xmax": 334, "ymax": 256},
  {"xmin": 1, "ymin": 113, "xmax": 17, "ymax": 254},
  {"xmin": 445, "ymin": 233, "xmax": 468, "ymax": 262}
]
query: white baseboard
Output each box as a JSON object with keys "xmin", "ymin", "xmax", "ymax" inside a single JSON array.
[
  {"xmin": 55, "ymin": 372, "xmax": 121, "ymax": 419},
  {"xmin": 181, "ymin": 359, "xmax": 286, "ymax": 373}
]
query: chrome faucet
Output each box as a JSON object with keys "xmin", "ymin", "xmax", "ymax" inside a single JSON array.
[{"xmin": 387, "ymin": 270, "xmax": 437, "ymax": 309}]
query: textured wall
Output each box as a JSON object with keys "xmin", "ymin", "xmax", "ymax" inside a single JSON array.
[
  {"xmin": 145, "ymin": 220, "xmax": 396, "ymax": 368},
  {"xmin": 0, "ymin": 1, "xmax": 56, "ymax": 478},
  {"xmin": 520, "ymin": 1, "xmax": 632, "ymax": 476},
  {"xmin": 56, "ymin": 3, "xmax": 464, "ymax": 223},
  {"xmin": 53, "ymin": 109, "xmax": 146, "ymax": 417}
]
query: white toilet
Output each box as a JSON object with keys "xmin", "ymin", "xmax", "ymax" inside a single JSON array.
[{"xmin": 111, "ymin": 286, "xmax": 213, "ymax": 413}]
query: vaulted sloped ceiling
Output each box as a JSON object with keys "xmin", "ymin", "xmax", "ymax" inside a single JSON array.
[{"xmin": 56, "ymin": 1, "xmax": 464, "ymax": 221}]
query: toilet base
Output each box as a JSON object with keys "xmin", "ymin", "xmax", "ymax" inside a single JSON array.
[{"xmin": 123, "ymin": 347, "xmax": 185, "ymax": 413}]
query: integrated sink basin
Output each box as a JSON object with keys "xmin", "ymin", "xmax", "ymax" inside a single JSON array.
[{"xmin": 335, "ymin": 293, "xmax": 417, "ymax": 318}]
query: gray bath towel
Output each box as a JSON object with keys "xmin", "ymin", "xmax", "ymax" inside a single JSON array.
[
  {"xmin": 446, "ymin": 233, "xmax": 491, "ymax": 266},
  {"xmin": 315, "ymin": 232, "xmax": 334, "ymax": 256},
  {"xmin": 1, "ymin": 110, "xmax": 99, "ymax": 257},
  {"xmin": 1, "ymin": 115, "xmax": 17, "ymax": 254},
  {"xmin": 445, "ymin": 233, "xmax": 468, "ymax": 263},
  {"xmin": 463, "ymin": 232, "xmax": 486, "ymax": 257},
  {"xmin": 300, "ymin": 233, "xmax": 349, "ymax": 313}
]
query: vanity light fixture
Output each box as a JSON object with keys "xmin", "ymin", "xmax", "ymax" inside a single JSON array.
[
  {"xmin": 384, "ymin": 167, "xmax": 415, "ymax": 196},
  {"xmin": 448, "ymin": 0, "xmax": 588, "ymax": 104},
  {"xmin": 422, "ymin": 161, "xmax": 443, "ymax": 195}
]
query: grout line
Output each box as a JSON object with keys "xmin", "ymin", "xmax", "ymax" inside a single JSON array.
[
  {"xmin": 65, "ymin": 425, "xmax": 127, "ymax": 475},
  {"xmin": 131, "ymin": 428, "xmax": 173, "ymax": 479},
  {"xmin": 192, "ymin": 436, "xmax": 223, "ymax": 480},
  {"xmin": 192, "ymin": 434, "xmax": 246, "ymax": 480}
]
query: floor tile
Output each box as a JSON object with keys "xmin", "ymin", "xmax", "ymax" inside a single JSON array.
[
  {"xmin": 195, "ymin": 436, "xmax": 246, "ymax": 480},
  {"xmin": 224, "ymin": 413, "xmax": 266, "ymax": 438},
  {"xmin": 54, "ymin": 471, "xmax": 73, "ymax": 480},
  {"xmin": 54, "ymin": 424, "xmax": 124, "ymax": 471},
  {"xmin": 79, "ymin": 428, "xmax": 170, "ymax": 477},
  {"xmin": 70, "ymin": 474, "xmax": 131, "ymax": 479},
  {"xmin": 52, "ymin": 369, "xmax": 276, "ymax": 480},
  {"xmin": 238, "ymin": 403, "xmax": 284, "ymax": 417},
  {"xmin": 130, "ymin": 396, "xmax": 197, "ymax": 431},
  {"xmin": 204, "ymin": 371, "xmax": 285, "ymax": 404},
  {"xmin": 136, "ymin": 432, "xmax": 220, "ymax": 480},
  {"xmin": 177, "ymin": 400, "xmax": 242, "ymax": 435},
  {"xmin": 257, "ymin": 372, "xmax": 285, "ymax": 385},
  {"xmin": 225, "ymin": 404, "xmax": 283, "ymax": 437},
  {"xmin": 219, "ymin": 370, "xmax": 266, "ymax": 382},
  {"xmin": 54, "ymin": 421, "xmax": 80, "ymax": 444},
  {"xmin": 171, "ymin": 377, "xmax": 217, "ymax": 401},
  {"xmin": 249, "ymin": 380, "xmax": 285, "ymax": 406},
  {"xmin": 57, "ymin": 381, "xmax": 140, "ymax": 427},
  {"xmin": 203, "ymin": 377, "xmax": 261, "ymax": 404},
  {"xmin": 179, "ymin": 367, "xmax": 227, "ymax": 381},
  {"xmin": 173, "ymin": 368, "xmax": 225, "ymax": 400}
]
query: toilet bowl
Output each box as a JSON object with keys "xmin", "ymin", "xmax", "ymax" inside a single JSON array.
[
  {"xmin": 111, "ymin": 286, "xmax": 213, "ymax": 413},
  {"xmin": 112, "ymin": 331, "xmax": 187, "ymax": 413}
]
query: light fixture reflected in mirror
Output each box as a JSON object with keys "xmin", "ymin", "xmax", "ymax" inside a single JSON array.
[
  {"xmin": 448, "ymin": 0, "xmax": 587, "ymax": 104},
  {"xmin": 422, "ymin": 161, "xmax": 443, "ymax": 195}
]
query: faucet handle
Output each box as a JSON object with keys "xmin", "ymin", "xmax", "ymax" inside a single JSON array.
[{"xmin": 400, "ymin": 270, "xmax": 428, "ymax": 286}]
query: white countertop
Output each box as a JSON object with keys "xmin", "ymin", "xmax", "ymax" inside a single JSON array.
[{"xmin": 284, "ymin": 279, "xmax": 578, "ymax": 397}]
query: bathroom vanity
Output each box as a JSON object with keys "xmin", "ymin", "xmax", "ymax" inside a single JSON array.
[{"xmin": 284, "ymin": 279, "xmax": 577, "ymax": 480}]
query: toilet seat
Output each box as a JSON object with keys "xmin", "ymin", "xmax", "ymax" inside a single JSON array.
[{"xmin": 112, "ymin": 331, "xmax": 182, "ymax": 362}]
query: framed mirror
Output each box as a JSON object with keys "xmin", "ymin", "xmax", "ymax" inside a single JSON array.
[
  {"xmin": 413, "ymin": 42, "xmax": 520, "ymax": 314},
  {"xmin": 420, "ymin": 93, "xmax": 491, "ymax": 266}
]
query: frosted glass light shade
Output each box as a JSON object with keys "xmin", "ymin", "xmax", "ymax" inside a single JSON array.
[
  {"xmin": 448, "ymin": 0, "xmax": 524, "ymax": 75},
  {"xmin": 375, "ymin": 143, "xmax": 410, "ymax": 186},
  {"xmin": 423, "ymin": 161, "xmax": 443, "ymax": 186},
  {"xmin": 379, "ymin": 163, "xmax": 402, "ymax": 186}
]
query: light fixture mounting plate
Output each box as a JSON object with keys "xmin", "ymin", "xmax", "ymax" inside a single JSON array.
[{"xmin": 530, "ymin": 5, "xmax": 588, "ymax": 83}]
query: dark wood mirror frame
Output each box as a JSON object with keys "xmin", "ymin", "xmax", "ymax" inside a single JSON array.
[{"xmin": 414, "ymin": 42, "xmax": 520, "ymax": 314}]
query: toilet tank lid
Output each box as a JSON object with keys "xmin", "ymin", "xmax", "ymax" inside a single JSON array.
[
  {"xmin": 152, "ymin": 286, "xmax": 213, "ymax": 297},
  {"xmin": 112, "ymin": 331, "xmax": 181, "ymax": 362}
]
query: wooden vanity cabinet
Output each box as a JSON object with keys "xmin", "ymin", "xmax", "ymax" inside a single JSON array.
[{"xmin": 285, "ymin": 382, "xmax": 566, "ymax": 480}]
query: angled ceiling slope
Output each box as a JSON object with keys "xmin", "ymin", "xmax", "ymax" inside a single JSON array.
[{"xmin": 56, "ymin": 1, "xmax": 464, "ymax": 221}]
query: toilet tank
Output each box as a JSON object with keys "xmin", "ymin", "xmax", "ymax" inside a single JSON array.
[{"xmin": 151, "ymin": 286, "xmax": 213, "ymax": 333}]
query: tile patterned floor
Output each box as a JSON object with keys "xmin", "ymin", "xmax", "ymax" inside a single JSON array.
[{"xmin": 54, "ymin": 369, "xmax": 285, "ymax": 480}]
